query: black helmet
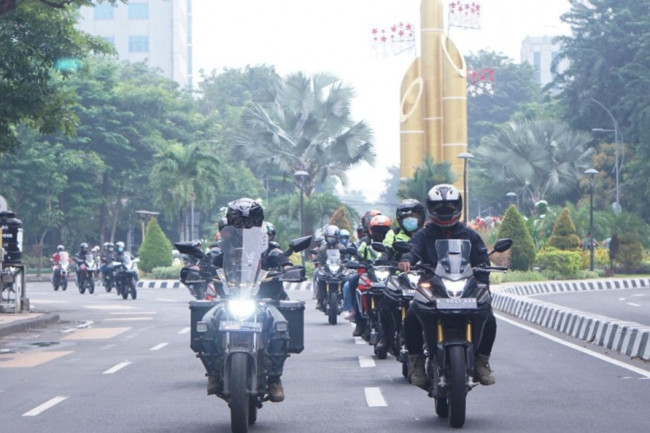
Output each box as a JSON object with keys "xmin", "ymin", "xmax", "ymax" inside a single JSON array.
[
  {"xmin": 426, "ymin": 184, "xmax": 462, "ymax": 228},
  {"xmin": 396, "ymin": 198, "xmax": 426, "ymax": 234},
  {"xmin": 115, "ymin": 241, "xmax": 125, "ymax": 253},
  {"xmin": 80, "ymin": 242, "xmax": 89, "ymax": 252},
  {"xmin": 226, "ymin": 197, "xmax": 264, "ymax": 228},
  {"xmin": 324, "ymin": 224, "xmax": 340, "ymax": 246},
  {"xmin": 361, "ymin": 210, "xmax": 382, "ymax": 235}
]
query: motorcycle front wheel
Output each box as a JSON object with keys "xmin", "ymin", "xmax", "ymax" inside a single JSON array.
[
  {"xmin": 129, "ymin": 277, "xmax": 137, "ymax": 300},
  {"xmin": 328, "ymin": 291, "xmax": 338, "ymax": 325},
  {"xmin": 78, "ymin": 276, "xmax": 85, "ymax": 294},
  {"xmin": 88, "ymin": 277, "xmax": 95, "ymax": 295},
  {"xmin": 229, "ymin": 352, "xmax": 250, "ymax": 433},
  {"xmin": 61, "ymin": 277, "xmax": 68, "ymax": 291},
  {"xmin": 120, "ymin": 283, "xmax": 128, "ymax": 300},
  {"xmin": 447, "ymin": 345, "xmax": 467, "ymax": 428}
]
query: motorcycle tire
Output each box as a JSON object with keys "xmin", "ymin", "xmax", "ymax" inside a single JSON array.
[
  {"xmin": 121, "ymin": 284, "xmax": 128, "ymax": 300},
  {"xmin": 61, "ymin": 278, "xmax": 68, "ymax": 291},
  {"xmin": 229, "ymin": 352, "xmax": 250, "ymax": 433},
  {"xmin": 328, "ymin": 291, "xmax": 338, "ymax": 325},
  {"xmin": 401, "ymin": 360, "xmax": 408, "ymax": 378},
  {"xmin": 79, "ymin": 277, "xmax": 85, "ymax": 294},
  {"xmin": 248, "ymin": 394, "xmax": 257, "ymax": 425},
  {"xmin": 447, "ymin": 345, "xmax": 467, "ymax": 428},
  {"xmin": 104, "ymin": 280, "xmax": 112, "ymax": 293},
  {"xmin": 88, "ymin": 278, "xmax": 95, "ymax": 295},
  {"xmin": 53, "ymin": 277, "xmax": 59, "ymax": 291},
  {"xmin": 129, "ymin": 278, "xmax": 137, "ymax": 300},
  {"xmin": 374, "ymin": 343, "xmax": 387, "ymax": 360}
]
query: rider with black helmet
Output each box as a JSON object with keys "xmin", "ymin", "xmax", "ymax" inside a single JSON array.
[{"xmin": 398, "ymin": 184, "xmax": 496, "ymax": 389}]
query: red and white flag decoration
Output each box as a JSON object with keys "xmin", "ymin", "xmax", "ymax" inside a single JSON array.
[
  {"xmin": 370, "ymin": 22, "xmax": 416, "ymax": 57},
  {"xmin": 467, "ymin": 68, "xmax": 495, "ymax": 97},
  {"xmin": 448, "ymin": 1, "xmax": 482, "ymax": 30}
]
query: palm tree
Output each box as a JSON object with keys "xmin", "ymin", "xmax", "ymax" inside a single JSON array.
[
  {"xmin": 398, "ymin": 158, "xmax": 457, "ymax": 203},
  {"xmin": 474, "ymin": 119, "xmax": 594, "ymax": 213},
  {"xmin": 233, "ymin": 72, "xmax": 375, "ymax": 198},
  {"xmin": 149, "ymin": 141, "xmax": 222, "ymax": 241}
]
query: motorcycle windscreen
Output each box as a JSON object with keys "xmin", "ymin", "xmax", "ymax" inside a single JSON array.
[
  {"xmin": 59, "ymin": 251, "xmax": 69, "ymax": 264},
  {"xmin": 221, "ymin": 226, "xmax": 268, "ymax": 297},
  {"xmin": 325, "ymin": 248, "xmax": 341, "ymax": 265},
  {"xmin": 433, "ymin": 239, "xmax": 473, "ymax": 280}
]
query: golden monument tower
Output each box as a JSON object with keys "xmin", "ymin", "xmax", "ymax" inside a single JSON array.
[{"xmin": 399, "ymin": 0, "xmax": 468, "ymax": 197}]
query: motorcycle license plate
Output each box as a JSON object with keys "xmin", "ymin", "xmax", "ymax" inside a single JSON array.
[
  {"xmin": 436, "ymin": 298, "xmax": 478, "ymax": 310},
  {"xmin": 219, "ymin": 321, "xmax": 263, "ymax": 332}
]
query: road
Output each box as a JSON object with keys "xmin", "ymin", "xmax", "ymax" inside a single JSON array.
[{"xmin": 1, "ymin": 282, "xmax": 649, "ymax": 432}]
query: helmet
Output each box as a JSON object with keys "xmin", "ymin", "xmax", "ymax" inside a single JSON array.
[
  {"xmin": 264, "ymin": 221, "xmax": 276, "ymax": 241},
  {"xmin": 368, "ymin": 215, "xmax": 392, "ymax": 242},
  {"xmin": 218, "ymin": 217, "xmax": 228, "ymax": 232},
  {"xmin": 355, "ymin": 224, "xmax": 364, "ymax": 241},
  {"xmin": 226, "ymin": 197, "xmax": 264, "ymax": 228},
  {"xmin": 115, "ymin": 241, "xmax": 125, "ymax": 253},
  {"xmin": 339, "ymin": 229, "xmax": 350, "ymax": 246},
  {"xmin": 361, "ymin": 210, "xmax": 382, "ymax": 235},
  {"xmin": 396, "ymin": 198, "xmax": 426, "ymax": 234},
  {"xmin": 57, "ymin": 245, "xmax": 65, "ymax": 252},
  {"xmin": 91, "ymin": 245, "xmax": 100, "ymax": 253},
  {"xmin": 80, "ymin": 242, "xmax": 89, "ymax": 252},
  {"xmin": 426, "ymin": 184, "xmax": 462, "ymax": 228},
  {"xmin": 324, "ymin": 224, "xmax": 340, "ymax": 247}
]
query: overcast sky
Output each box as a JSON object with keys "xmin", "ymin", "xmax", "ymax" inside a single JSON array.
[{"xmin": 191, "ymin": 0, "xmax": 571, "ymax": 201}]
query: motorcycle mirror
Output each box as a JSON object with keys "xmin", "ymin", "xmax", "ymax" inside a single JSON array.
[
  {"xmin": 371, "ymin": 242, "xmax": 387, "ymax": 252},
  {"xmin": 392, "ymin": 241, "xmax": 411, "ymax": 253},
  {"xmin": 344, "ymin": 246, "xmax": 358, "ymax": 256},
  {"xmin": 287, "ymin": 235, "xmax": 313, "ymax": 254},
  {"xmin": 490, "ymin": 238, "xmax": 513, "ymax": 254},
  {"xmin": 174, "ymin": 241, "xmax": 206, "ymax": 259}
]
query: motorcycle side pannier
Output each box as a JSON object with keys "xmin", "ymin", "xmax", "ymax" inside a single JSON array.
[
  {"xmin": 278, "ymin": 300, "xmax": 305, "ymax": 354},
  {"xmin": 189, "ymin": 300, "xmax": 216, "ymax": 352}
]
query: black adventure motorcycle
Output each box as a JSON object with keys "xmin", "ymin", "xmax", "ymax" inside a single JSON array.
[
  {"xmin": 399, "ymin": 238, "xmax": 511, "ymax": 428},
  {"xmin": 112, "ymin": 255, "xmax": 139, "ymax": 300},
  {"xmin": 178, "ymin": 229, "xmax": 311, "ymax": 433},
  {"xmin": 315, "ymin": 247, "xmax": 352, "ymax": 324}
]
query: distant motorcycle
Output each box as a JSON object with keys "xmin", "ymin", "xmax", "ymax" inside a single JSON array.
[
  {"xmin": 51, "ymin": 252, "xmax": 70, "ymax": 291},
  {"xmin": 75, "ymin": 253, "xmax": 98, "ymax": 295},
  {"xmin": 112, "ymin": 256, "xmax": 140, "ymax": 300},
  {"xmin": 315, "ymin": 248, "xmax": 352, "ymax": 324}
]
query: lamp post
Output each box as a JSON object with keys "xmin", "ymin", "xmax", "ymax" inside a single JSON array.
[
  {"xmin": 294, "ymin": 170, "xmax": 309, "ymax": 266},
  {"xmin": 585, "ymin": 168, "xmax": 598, "ymax": 271},
  {"xmin": 457, "ymin": 152, "xmax": 474, "ymax": 222},
  {"xmin": 189, "ymin": 192, "xmax": 195, "ymax": 241},
  {"xmin": 506, "ymin": 191, "xmax": 518, "ymax": 209},
  {"xmin": 135, "ymin": 210, "xmax": 160, "ymax": 244},
  {"xmin": 591, "ymin": 98, "xmax": 623, "ymax": 214}
]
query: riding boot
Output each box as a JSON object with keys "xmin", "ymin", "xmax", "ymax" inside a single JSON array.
[
  {"xmin": 207, "ymin": 374, "xmax": 222, "ymax": 396},
  {"xmin": 267, "ymin": 377, "xmax": 284, "ymax": 402},
  {"xmin": 352, "ymin": 317, "xmax": 366, "ymax": 337},
  {"xmin": 474, "ymin": 353, "xmax": 496, "ymax": 385},
  {"xmin": 409, "ymin": 354, "xmax": 428, "ymax": 389}
]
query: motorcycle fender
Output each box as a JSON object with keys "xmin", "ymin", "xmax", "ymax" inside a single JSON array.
[
  {"xmin": 223, "ymin": 351, "xmax": 257, "ymax": 398},
  {"xmin": 437, "ymin": 340, "xmax": 472, "ymax": 374}
]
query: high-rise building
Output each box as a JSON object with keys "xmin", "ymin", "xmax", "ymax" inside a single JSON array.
[
  {"xmin": 520, "ymin": 35, "xmax": 568, "ymax": 88},
  {"xmin": 76, "ymin": 0, "xmax": 193, "ymax": 89}
]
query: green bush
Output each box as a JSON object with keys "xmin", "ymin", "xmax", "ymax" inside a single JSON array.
[
  {"xmin": 535, "ymin": 247, "xmax": 582, "ymax": 278},
  {"xmin": 497, "ymin": 205, "xmax": 536, "ymax": 271},
  {"xmin": 137, "ymin": 218, "xmax": 173, "ymax": 273},
  {"xmin": 615, "ymin": 236, "xmax": 645, "ymax": 271},
  {"xmin": 547, "ymin": 208, "xmax": 581, "ymax": 250},
  {"xmin": 150, "ymin": 266, "xmax": 182, "ymax": 280}
]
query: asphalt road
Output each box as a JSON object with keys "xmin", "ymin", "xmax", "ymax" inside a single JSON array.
[{"xmin": 1, "ymin": 282, "xmax": 649, "ymax": 433}]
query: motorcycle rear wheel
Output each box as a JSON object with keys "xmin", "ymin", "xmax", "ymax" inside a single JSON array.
[
  {"xmin": 328, "ymin": 291, "xmax": 338, "ymax": 325},
  {"xmin": 447, "ymin": 345, "xmax": 467, "ymax": 428},
  {"xmin": 229, "ymin": 352, "xmax": 250, "ymax": 433}
]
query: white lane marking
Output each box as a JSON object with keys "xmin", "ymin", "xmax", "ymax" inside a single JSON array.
[
  {"xmin": 106, "ymin": 317, "xmax": 154, "ymax": 321},
  {"xmin": 150, "ymin": 343, "xmax": 168, "ymax": 351},
  {"xmin": 618, "ymin": 297, "xmax": 626, "ymax": 301},
  {"xmin": 495, "ymin": 313, "xmax": 650, "ymax": 379},
  {"xmin": 364, "ymin": 387, "xmax": 387, "ymax": 407},
  {"xmin": 359, "ymin": 355, "xmax": 376, "ymax": 368},
  {"xmin": 354, "ymin": 336, "xmax": 365, "ymax": 345},
  {"xmin": 103, "ymin": 361, "xmax": 132, "ymax": 374},
  {"xmin": 626, "ymin": 302, "xmax": 641, "ymax": 307},
  {"xmin": 23, "ymin": 396, "xmax": 68, "ymax": 416},
  {"xmin": 178, "ymin": 327, "xmax": 191, "ymax": 334},
  {"xmin": 110, "ymin": 311, "xmax": 156, "ymax": 315}
]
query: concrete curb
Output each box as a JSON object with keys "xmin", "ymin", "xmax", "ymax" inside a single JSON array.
[
  {"xmin": 492, "ymin": 278, "xmax": 650, "ymax": 361},
  {"xmin": 137, "ymin": 280, "xmax": 313, "ymax": 291},
  {"xmin": 0, "ymin": 313, "xmax": 60, "ymax": 338}
]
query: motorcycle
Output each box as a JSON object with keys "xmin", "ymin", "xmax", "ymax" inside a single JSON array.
[
  {"xmin": 178, "ymin": 229, "xmax": 311, "ymax": 433},
  {"xmin": 179, "ymin": 247, "xmax": 213, "ymax": 300},
  {"xmin": 350, "ymin": 255, "xmax": 390, "ymax": 350},
  {"xmin": 51, "ymin": 252, "xmax": 70, "ymax": 291},
  {"xmin": 112, "ymin": 255, "xmax": 140, "ymax": 300},
  {"xmin": 101, "ymin": 258, "xmax": 115, "ymax": 292},
  {"xmin": 402, "ymin": 238, "xmax": 511, "ymax": 428},
  {"xmin": 315, "ymin": 247, "xmax": 352, "ymax": 325},
  {"xmin": 75, "ymin": 253, "xmax": 98, "ymax": 295}
]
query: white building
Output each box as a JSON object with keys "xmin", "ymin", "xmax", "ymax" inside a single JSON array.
[
  {"xmin": 520, "ymin": 35, "xmax": 568, "ymax": 88},
  {"xmin": 76, "ymin": 0, "xmax": 193, "ymax": 89}
]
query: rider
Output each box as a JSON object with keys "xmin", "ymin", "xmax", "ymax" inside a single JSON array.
[
  {"xmin": 73, "ymin": 242, "xmax": 91, "ymax": 284},
  {"xmin": 315, "ymin": 224, "xmax": 348, "ymax": 311},
  {"xmin": 398, "ymin": 184, "xmax": 496, "ymax": 388},
  {"xmin": 51, "ymin": 245, "xmax": 71, "ymax": 281},
  {"xmin": 206, "ymin": 197, "xmax": 294, "ymax": 402},
  {"xmin": 374, "ymin": 199, "xmax": 426, "ymax": 353},
  {"xmin": 345, "ymin": 214, "xmax": 392, "ymax": 335},
  {"xmin": 339, "ymin": 229, "xmax": 351, "ymax": 247}
]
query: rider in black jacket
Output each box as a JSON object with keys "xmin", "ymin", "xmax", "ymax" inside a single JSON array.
[{"xmin": 399, "ymin": 184, "xmax": 497, "ymax": 388}]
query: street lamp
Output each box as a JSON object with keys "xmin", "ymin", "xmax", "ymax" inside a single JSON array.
[
  {"xmin": 591, "ymin": 98, "xmax": 623, "ymax": 214},
  {"xmin": 135, "ymin": 210, "xmax": 160, "ymax": 243},
  {"xmin": 457, "ymin": 152, "xmax": 474, "ymax": 222},
  {"xmin": 585, "ymin": 168, "xmax": 598, "ymax": 271},
  {"xmin": 506, "ymin": 192, "xmax": 518, "ymax": 208},
  {"xmin": 294, "ymin": 170, "xmax": 309, "ymax": 265}
]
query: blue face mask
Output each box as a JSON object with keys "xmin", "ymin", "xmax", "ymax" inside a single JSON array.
[{"xmin": 402, "ymin": 217, "xmax": 419, "ymax": 232}]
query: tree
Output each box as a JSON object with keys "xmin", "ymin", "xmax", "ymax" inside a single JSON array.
[
  {"xmin": 137, "ymin": 217, "xmax": 173, "ymax": 273},
  {"xmin": 474, "ymin": 119, "xmax": 594, "ymax": 214},
  {"xmin": 547, "ymin": 208, "xmax": 581, "ymax": 250},
  {"xmin": 233, "ymin": 72, "xmax": 375, "ymax": 198},
  {"xmin": 0, "ymin": 0, "xmax": 115, "ymax": 152},
  {"xmin": 398, "ymin": 158, "xmax": 457, "ymax": 204},
  {"xmin": 497, "ymin": 205, "xmax": 536, "ymax": 271}
]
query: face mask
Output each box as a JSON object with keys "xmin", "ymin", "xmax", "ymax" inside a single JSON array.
[{"xmin": 402, "ymin": 217, "xmax": 419, "ymax": 232}]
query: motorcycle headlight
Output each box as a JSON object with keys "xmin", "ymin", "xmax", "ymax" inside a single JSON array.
[
  {"xmin": 227, "ymin": 299, "xmax": 256, "ymax": 321},
  {"xmin": 328, "ymin": 264, "xmax": 341, "ymax": 274},
  {"xmin": 406, "ymin": 273, "xmax": 419, "ymax": 287},
  {"xmin": 374, "ymin": 268, "xmax": 390, "ymax": 283},
  {"xmin": 445, "ymin": 279, "xmax": 467, "ymax": 299}
]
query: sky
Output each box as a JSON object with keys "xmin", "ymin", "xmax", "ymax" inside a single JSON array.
[{"xmin": 191, "ymin": 0, "xmax": 572, "ymax": 202}]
